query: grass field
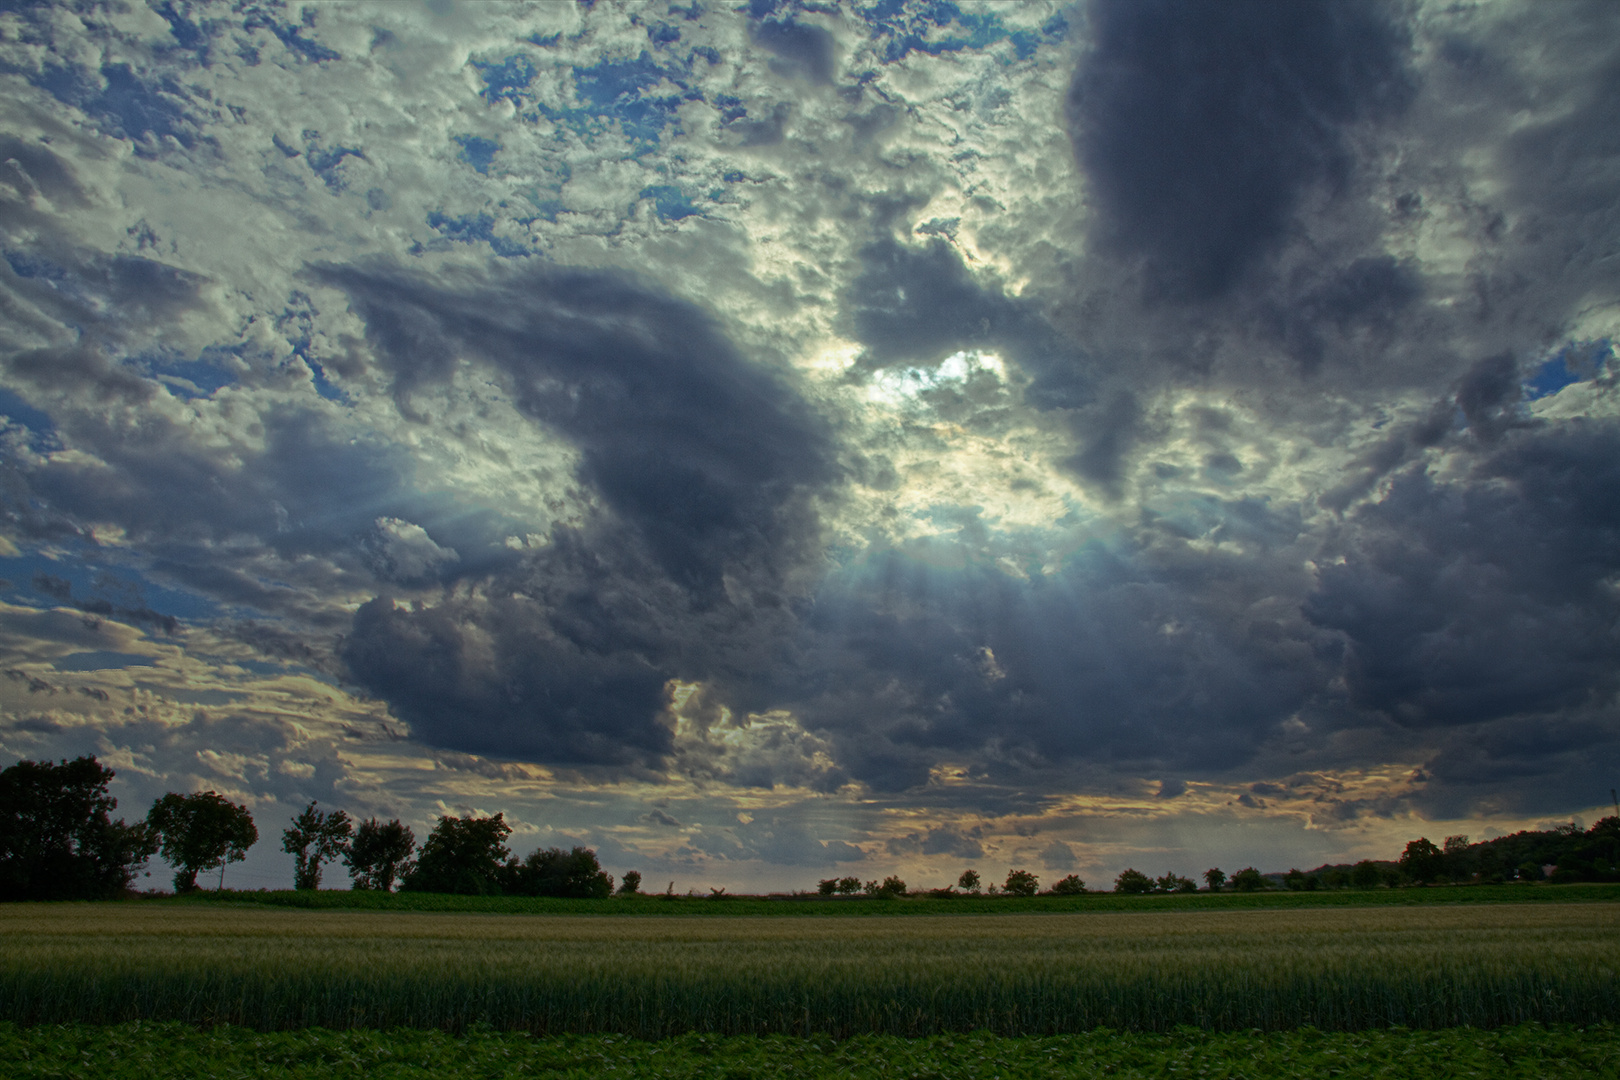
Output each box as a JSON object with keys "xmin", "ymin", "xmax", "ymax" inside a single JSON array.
[
  {"xmin": 3, "ymin": 900, "xmax": 1615, "ymax": 1035},
  {"xmin": 3, "ymin": 1021, "xmax": 1617, "ymax": 1079}
]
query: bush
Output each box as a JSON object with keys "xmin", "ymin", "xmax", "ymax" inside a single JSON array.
[
  {"xmin": 1114, "ymin": 868, "xmax": 1153, "ymax": 894},
  {"xmin": 618, "ymin": 870, "xmax": 642, "ymax": 895}
]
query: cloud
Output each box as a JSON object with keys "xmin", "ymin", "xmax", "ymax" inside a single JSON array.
[{"xmin": 1068, "ymin": 0, "xmax": 1414, "ymax": 301}]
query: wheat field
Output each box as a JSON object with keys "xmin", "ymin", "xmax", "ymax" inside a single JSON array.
[{"xmin": 3, "ymin": 901, "xmax": 1615, "ymax": 1034}]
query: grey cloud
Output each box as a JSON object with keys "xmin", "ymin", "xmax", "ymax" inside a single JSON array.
[
  {"xmin": 642, "ymin": 808, "xmax": 682, "ymax": 828},
  {"xmin": 1039, "ymin": 840, "xmax": 1076, "ymax": 871},
  {"xmin": 886, "ymin": 825, "xmax": 984, "ymax": 859},
  {"xmin": 752, "ymin": 18, "xmax": 836, "ymax": 85},
  {"xmin": 1068, "ymin": 0, "xmax": 1413, "ymax": 301},
  {"xmin": 1306, "ymin": 421, "xmax": 1620, "ymax": 740}
]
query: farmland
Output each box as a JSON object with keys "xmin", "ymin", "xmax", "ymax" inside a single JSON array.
[
  {"xmin": 3, "ymin": 1022, "xmax": 1617, "ymax": 1079},
  {"xmin": 3, "ymin": 899, "xmax": 1616, "ymax": 1036}
]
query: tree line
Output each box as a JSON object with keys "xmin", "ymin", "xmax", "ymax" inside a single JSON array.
[
  {"xmin": 6, "ymin": 754, "xmax": 1618, "ymax": 902},
  {"xmin": 0, "ymin": 755, "xmax": 633, "ymax": 901}
]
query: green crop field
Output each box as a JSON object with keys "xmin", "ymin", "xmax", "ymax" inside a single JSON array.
[
  {"xmin": 3, "ymin": 900, "xmax": 1616, "ymax": 1036},
  {"xmin": 3, "ymin": 1022, "xmax": 1618, "ymax": 1079}
]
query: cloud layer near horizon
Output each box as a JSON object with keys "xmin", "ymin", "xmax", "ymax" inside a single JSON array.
[{"xmin": 0, "ymin": 0, "xmax": 1617, "ymax": 890}]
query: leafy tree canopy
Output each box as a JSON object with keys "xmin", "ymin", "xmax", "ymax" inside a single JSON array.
[
  {"xmin": 281, "ymin": 801, "xmax": 352, "ymax": 890},
  {"xmin": 0, "ymin": 756, "xmax": 156, "ymax": 901},
  {"xmin": 344, "ymin": 818, "xmax": 416, "ymax": 892},
  {"xmin": 1114, "ymin": 868, "xmax": 1153, "ymax": 894},
  {"xmin": 401, "ymin": 813, "xmax": 511, "ymax": 895},
  {"xmin": 508, "ymin": 845, "xmax": 612, "ymax": 898},
  {"xmin": 1049, "ymin": 873, "xmax": 1086, "ymax": 895},
  {"xmin": 146, "ymin": 791, "xmax": 257, "ymax": 893}
]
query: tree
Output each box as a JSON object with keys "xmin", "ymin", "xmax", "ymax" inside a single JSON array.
[
  {"xmin": 1002, "ymin": 869, "xmax": 1038, "ymax": 897},
  {"xmin": 619, "ymin": 870, "xmax": 642, "ymax": 895},
  {"xmin": 0, "ymin": 756, "xmax": 156, "ymax": 901},
  {"xmin": 509, "ymin": 846, "xmax": 613, "ymax": 898},
  {"xmin": 1350, "ymin": 859, "xmax": 1384, "ymax": 889},
  {"xmin": 1229, "ymin": 866, "xmax": 1266, "ymax": 892},
  {"xmin": 834, "ymin": 875, "xmax": 862, "ymax": 895},
  {"xmin": 344, "ymin": 817, "xmax": 416, "ymax": 891},
  {"xmin": 1050, "ymin": 873, "xmax": 1086, "ymax": 895},
  {"xmin": 1156, "ymin": 872, "xmax": 1197, "ymax": 893},
  {"xmin": 1203, "ymin": 867, "xmax": 1226, "ymax": 892},
  {"xmin": 146, "ymin": 791, "xmax": 257, "ymax": 892},
  {"xmin": 818, "ymin": 877, "xmax": 838, "ymax": 895},
  {"xmin": 1399, "ymin": 837, "xmax": 1443, "ymax": 884},
  {"xmin": 401, "ymin": 814, "xmax": 510, "ymax": 895},
  {"xmin": 1114, "ymin": 868, "xmax": 1153, "ymax": 894},
  {"xmin": 957, "ymin": 868, "xmax": 981, "ymax": 893},
  {"xmin": 281, "ymin": 802, "xmax": 352, "ymax": 890},
  {"xmin": 1283, "ymin": 868, "xmax": 1317, "ymax": 891}
]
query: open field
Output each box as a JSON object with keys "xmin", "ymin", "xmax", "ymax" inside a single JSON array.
[
  {"xmin": 4, "ymin": 1022, "xmax": 1619, "ymax": 1079},
  {"xmin": 192, "ymin": 881, "xmax": 1620, "ymax": 916},
  {"xmin": 3, "ymin": 901, "xmax": 1616, "ymax": 1035}
]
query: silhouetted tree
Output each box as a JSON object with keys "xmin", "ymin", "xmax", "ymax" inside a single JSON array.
[
  {"xmin": 1399, "ymin": 837, "xmax": 1443, "ymax": 884},
  {"xmin": 1350, "ymin": 859, "xmax": 1384, "ymax": 889},
  {"xmin": 0, "ymin": 756, "xmax": 156, "ymax": 901},
  {"xmin": 1203, "ymin": 867, "xmax": 1226, "ymax": 892},
  {"xmin": 402, "ymin": 813, "xmax": 510, "ymax": 895},
  {"xmin": 146, "ymin": 791, "xmax": 257, "ymax": 892},
  {"xmin": 344, "ymin": 817, "xmax": 416, "ymax": 891},
  {"xmin": 618, "ymin": 870, "xmax": 642, "ymax": 895},
  {"xmin": 1283, "ymin": 868, "xmax": 1318, "ymax": 891},
  {"xmin": 957, "ymin": 868, "xmax": 981, "ymax": 893},
  {"xmin": 817, "ymin": 877, "xmax": 838, "ymax": 895},
  {"xmin": 1049, "ymin": 873, "xmax": 1086, "ymax": 895},
  {"xmin": 1229, "ymin": 866, "xmax": 1266, "ymax": 892},
  {"xmin": 509, "ymin": 845, "xmax": 613, "ymax": 898},
  {"xmin": 1114, "ymin": 868, "xmax": 1153, "ymax": 894},
  {"xmin": 1002, "ymin": 869, "xmax": 1038, "ymax": 896},
  {"xmin": 834, "ymin": 875, "xmax": 862, "ymax": 895},
  {"xmin": 281, "ymin": 801, "xmax": 352, "ymax": 890}
]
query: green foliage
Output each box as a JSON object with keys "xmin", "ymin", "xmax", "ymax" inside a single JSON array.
[
  {"xmin": 402, "ymin": 814, "xmax": 510, "ymax": 896},
  {"xmin": 1154, "ymin": 872, "xmax": 1197, "ymax": 893},
  {"xmin": 618, "ymin": 870, "xmax": 641, "ymax": 895},
  {"xmin": 0, "ymin": 756, "xmax": 155, "ymax": 901},
  {"xmin": 1002, "ymin": 870, "xmax": 1038, "ymax": 897},
  {"xmin": 1, "ymin": 1023, "xmax": 1615, "ymax": 1080},
  {"xmin": 862, "ymin": 876, "xmax": 907, "ymax": 898},
  {"xmin": 281, "ymin": 802, "xmax": 352, "ymax": 891},
  {"xmin": 1203, "ymin": 867, "xmax": 1226, "ymax": 892},
  {"xmin": 1048, "ymin": 874, "xmax": 1085, "ymax": 896},
  {"xmin": 1350, "ymin": 859, "xmax": 1386, "ymax": 889},
  {"xmin": 1113, "ymin": 868, "xmax": 1152, "ymax": 894},
  {"xmin": 956, "ymin": 869, "xmax": 980, "ymax": 893},
  {"xmin": 344, "ymin": 818, "xmax": 416, "ymax": 892},
  {"xmin": 1401, "ymin": 837, "xmax": 1444, "ymax": 884},
  {"xmin": 145, "ymin": 791, "xmax": 257, "ymax": 893},
  {"xmin": 833, "ymin": 876, "xmax": 862, "ymax": 895},
  {"xmin": 509, "ymin": 846, "xmax": 613, "ymax": 898},
  {"xmin": 1230, "ymin": 866, "xmax": 1267, "ymax": 892},
  {"xmin": 1283, "ymin": 868, "xmax": 1318, "ymax": 891}
]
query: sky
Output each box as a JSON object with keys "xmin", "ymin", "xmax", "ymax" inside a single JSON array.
[{"xmin": 0, "ymin": 0, "xmax": 1617, "ymax": 894}]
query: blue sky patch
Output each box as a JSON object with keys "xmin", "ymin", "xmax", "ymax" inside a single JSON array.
[
  {"xmin": 1525, "ymin": 339, "xmax": 1612, "ymax": 401},
  {"xmin": 640, "ymin": 185, "xmax": 700, "ymax": 221},
  {"xmin": 455, "ymin": 135, "xmax": 501, "ymax": 175},
  {"xmin": 860, "ymin": 1, "xmax": 1065, "ymax": 63},
  {"xmin": 426, "ymin": 211, "xmax": 530, "ymax": 257}
]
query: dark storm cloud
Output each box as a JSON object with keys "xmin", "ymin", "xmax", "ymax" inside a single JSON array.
[
  {"xmin": 1307, "ymin": 420, "xmax": 1620, "ymax": 733},
  {"xmin": 1068, "ymin": 0, "xmax": 1412, "ymax": 301},
  {"xmin": 774, "ymin": 529, "xmax": 1324, "ymax": 793},
  {"xmin": 751, "ymin": 17, "xmax": 836, "ymax": 84},
  {"xmin": 325, "ymin": 261, "xmax": 836, "ymax": 766}
]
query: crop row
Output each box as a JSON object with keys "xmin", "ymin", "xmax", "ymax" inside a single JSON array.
[
  {"xmin": 3, "ymin": 902, "xmax": 1615, "ymax": 1035},
  {"xmin": 3, "ymin": 1021, "xmax": 1618, "ymax": 1079}
]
